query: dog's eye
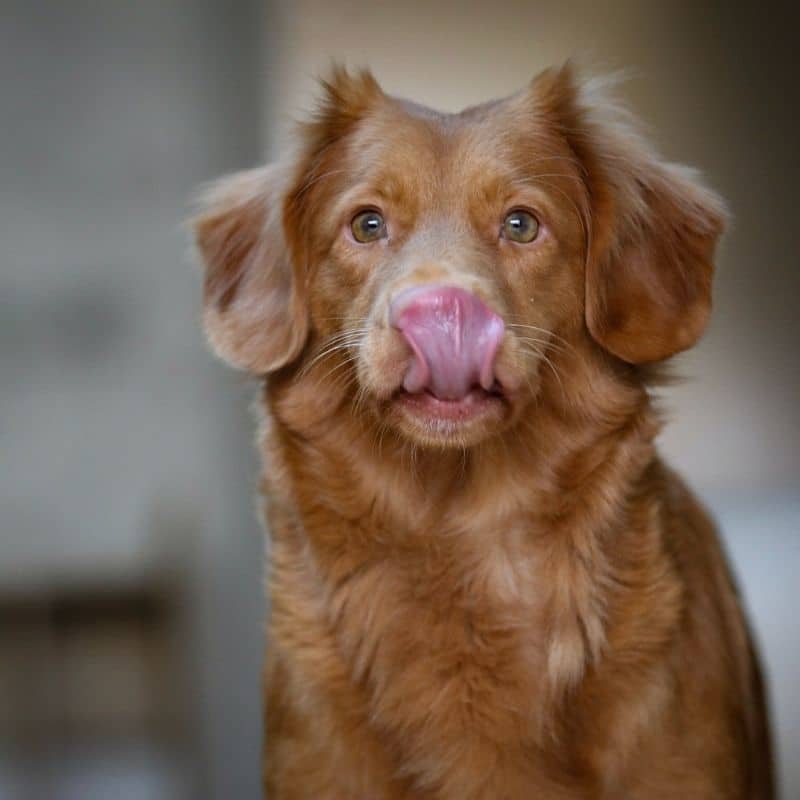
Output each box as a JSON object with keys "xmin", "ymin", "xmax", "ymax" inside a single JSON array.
[
  {"xmin": 351, "ymin": 210, "xmax": 387, "ymax": 243},
  {"xmin": 502, "ymin": 210, "xmax": 539, "ymax": 243}
]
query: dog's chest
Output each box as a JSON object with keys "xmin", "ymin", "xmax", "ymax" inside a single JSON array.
[{"xmin": 325, "ymin": 528, "xmax": 556, "ymax": 793}]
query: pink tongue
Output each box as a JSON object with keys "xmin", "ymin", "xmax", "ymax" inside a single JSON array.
[{"xmin": 391, "ymin": 286, "xmax": 504, "ymax": 400}]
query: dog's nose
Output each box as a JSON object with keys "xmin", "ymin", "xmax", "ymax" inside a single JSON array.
[{"xmin": 390, "ymin": 285, "xmax": 504, "ymax": 400}]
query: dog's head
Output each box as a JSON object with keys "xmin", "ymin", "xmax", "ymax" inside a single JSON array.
[{"xmin": 193, "ymin": 65, "xmax": 726, "ymax": 449}]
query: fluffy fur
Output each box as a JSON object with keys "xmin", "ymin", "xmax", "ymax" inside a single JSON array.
[{"xmin": 193, "ymin": 64, "xmax": 773, "ymax": 799}]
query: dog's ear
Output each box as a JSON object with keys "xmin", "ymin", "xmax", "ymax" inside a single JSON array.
[
  {"xmin": 300, "ymin": 64, "xmax": 385, "ymax": 153},
  {"xmin": 193, "ymin": 165, "xmax": 308, "ymax": 373},
  {"xmin": 535, "ymin": 65, "xmax": 728, "ymax": 364}
]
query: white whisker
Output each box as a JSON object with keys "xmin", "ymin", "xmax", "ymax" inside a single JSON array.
[{"xmin": 296, "ymin": 327, "xmax": 370, "ymax": 380}]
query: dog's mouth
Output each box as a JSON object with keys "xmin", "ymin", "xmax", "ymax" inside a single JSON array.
[{"xmin": 393, "ymin": 382, "xmax": 508, "ymax": 427}]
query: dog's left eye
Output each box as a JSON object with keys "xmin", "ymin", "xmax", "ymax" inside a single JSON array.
[
  {"xmin": 351, "ymin": 210, "xmax": 387, "ymax": 243},
  {"xmin": 502, "ymin": 210, "xmax": 539, "ymax": 243}
]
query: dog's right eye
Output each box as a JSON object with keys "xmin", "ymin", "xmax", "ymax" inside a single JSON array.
[
  {"xmin": 351, "ymin": 210, "xmax": 387, "ymax": 243},
  {"xmin": 502, "ymin": 209, "xmax": 540, "ymax": 243}
]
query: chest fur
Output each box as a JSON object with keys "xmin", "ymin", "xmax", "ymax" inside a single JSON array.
[{"xmin": 269, "ymin": 505, "xmax": 601, "ymax": 797}]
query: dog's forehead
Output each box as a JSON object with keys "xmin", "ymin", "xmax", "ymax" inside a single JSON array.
[{"xmin": 345, "ymin": 91, "xmax": 562, "ymax": 194}]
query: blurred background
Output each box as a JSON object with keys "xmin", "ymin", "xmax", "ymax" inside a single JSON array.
[{"xmin": 1, "ymin": 1, "xmax": 797, "ymax": 798}]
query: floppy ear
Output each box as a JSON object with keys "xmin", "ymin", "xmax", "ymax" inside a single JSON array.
[
  {"xmin": 193, "ymin": 67, "xmax": 383, "ymax": 374},
  {"xmin": 192, "ymin": 165, "xmax": 308, "ymax": 373},
  {"xmin": 536, "ymin": 65, "xmax": 728, "ymax": 364}
]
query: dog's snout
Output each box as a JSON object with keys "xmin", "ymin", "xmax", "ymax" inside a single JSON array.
[{"xmin": 390, "ymin": 285, "xmax": 504, "ymax": 400}]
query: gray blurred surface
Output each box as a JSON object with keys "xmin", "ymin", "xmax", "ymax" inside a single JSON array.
[
  {"xmin": 711, "ymin": 494, "xmax": 800, "ymax": 798},
  {"xmin": 1, "ymin": 2, "xmax": 266, "ymax": 798}
]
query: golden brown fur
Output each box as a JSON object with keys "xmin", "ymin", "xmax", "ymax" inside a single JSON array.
[{"xmin": 193, "ymin": 64, "xmax": 773, "ymax": 799}]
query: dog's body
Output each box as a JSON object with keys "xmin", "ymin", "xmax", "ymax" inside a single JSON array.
[{"xmin": 194, "ymin": 66, "xmax": 773, "ymax": 799}]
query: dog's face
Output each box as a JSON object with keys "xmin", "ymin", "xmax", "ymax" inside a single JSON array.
[
  {"xmin": 195, "ymin": 66, "xmax": 725, "ymax": 449},
  {"xmin": 285, "ymin": 80, "xmax": 591, "ymax": 448}
]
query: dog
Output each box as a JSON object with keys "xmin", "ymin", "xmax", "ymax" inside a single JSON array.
[{"xmin": 193, "ymin": 64, "xmax": 774, "ymax": 799}]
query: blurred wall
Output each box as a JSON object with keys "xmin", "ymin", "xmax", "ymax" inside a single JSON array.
[{"xmin": 1, "ymin": 2, "xmax": 266, "ymax": 797}]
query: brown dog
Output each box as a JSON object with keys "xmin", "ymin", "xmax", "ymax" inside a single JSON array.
[{"xmin": 193, "ymin": 64, "xmax": 774, "ymax": 799}]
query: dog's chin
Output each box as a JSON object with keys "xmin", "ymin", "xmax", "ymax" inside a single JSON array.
[{"xmin": 385, "ymin": 386, "xmax": 510, "ymax": 448}]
